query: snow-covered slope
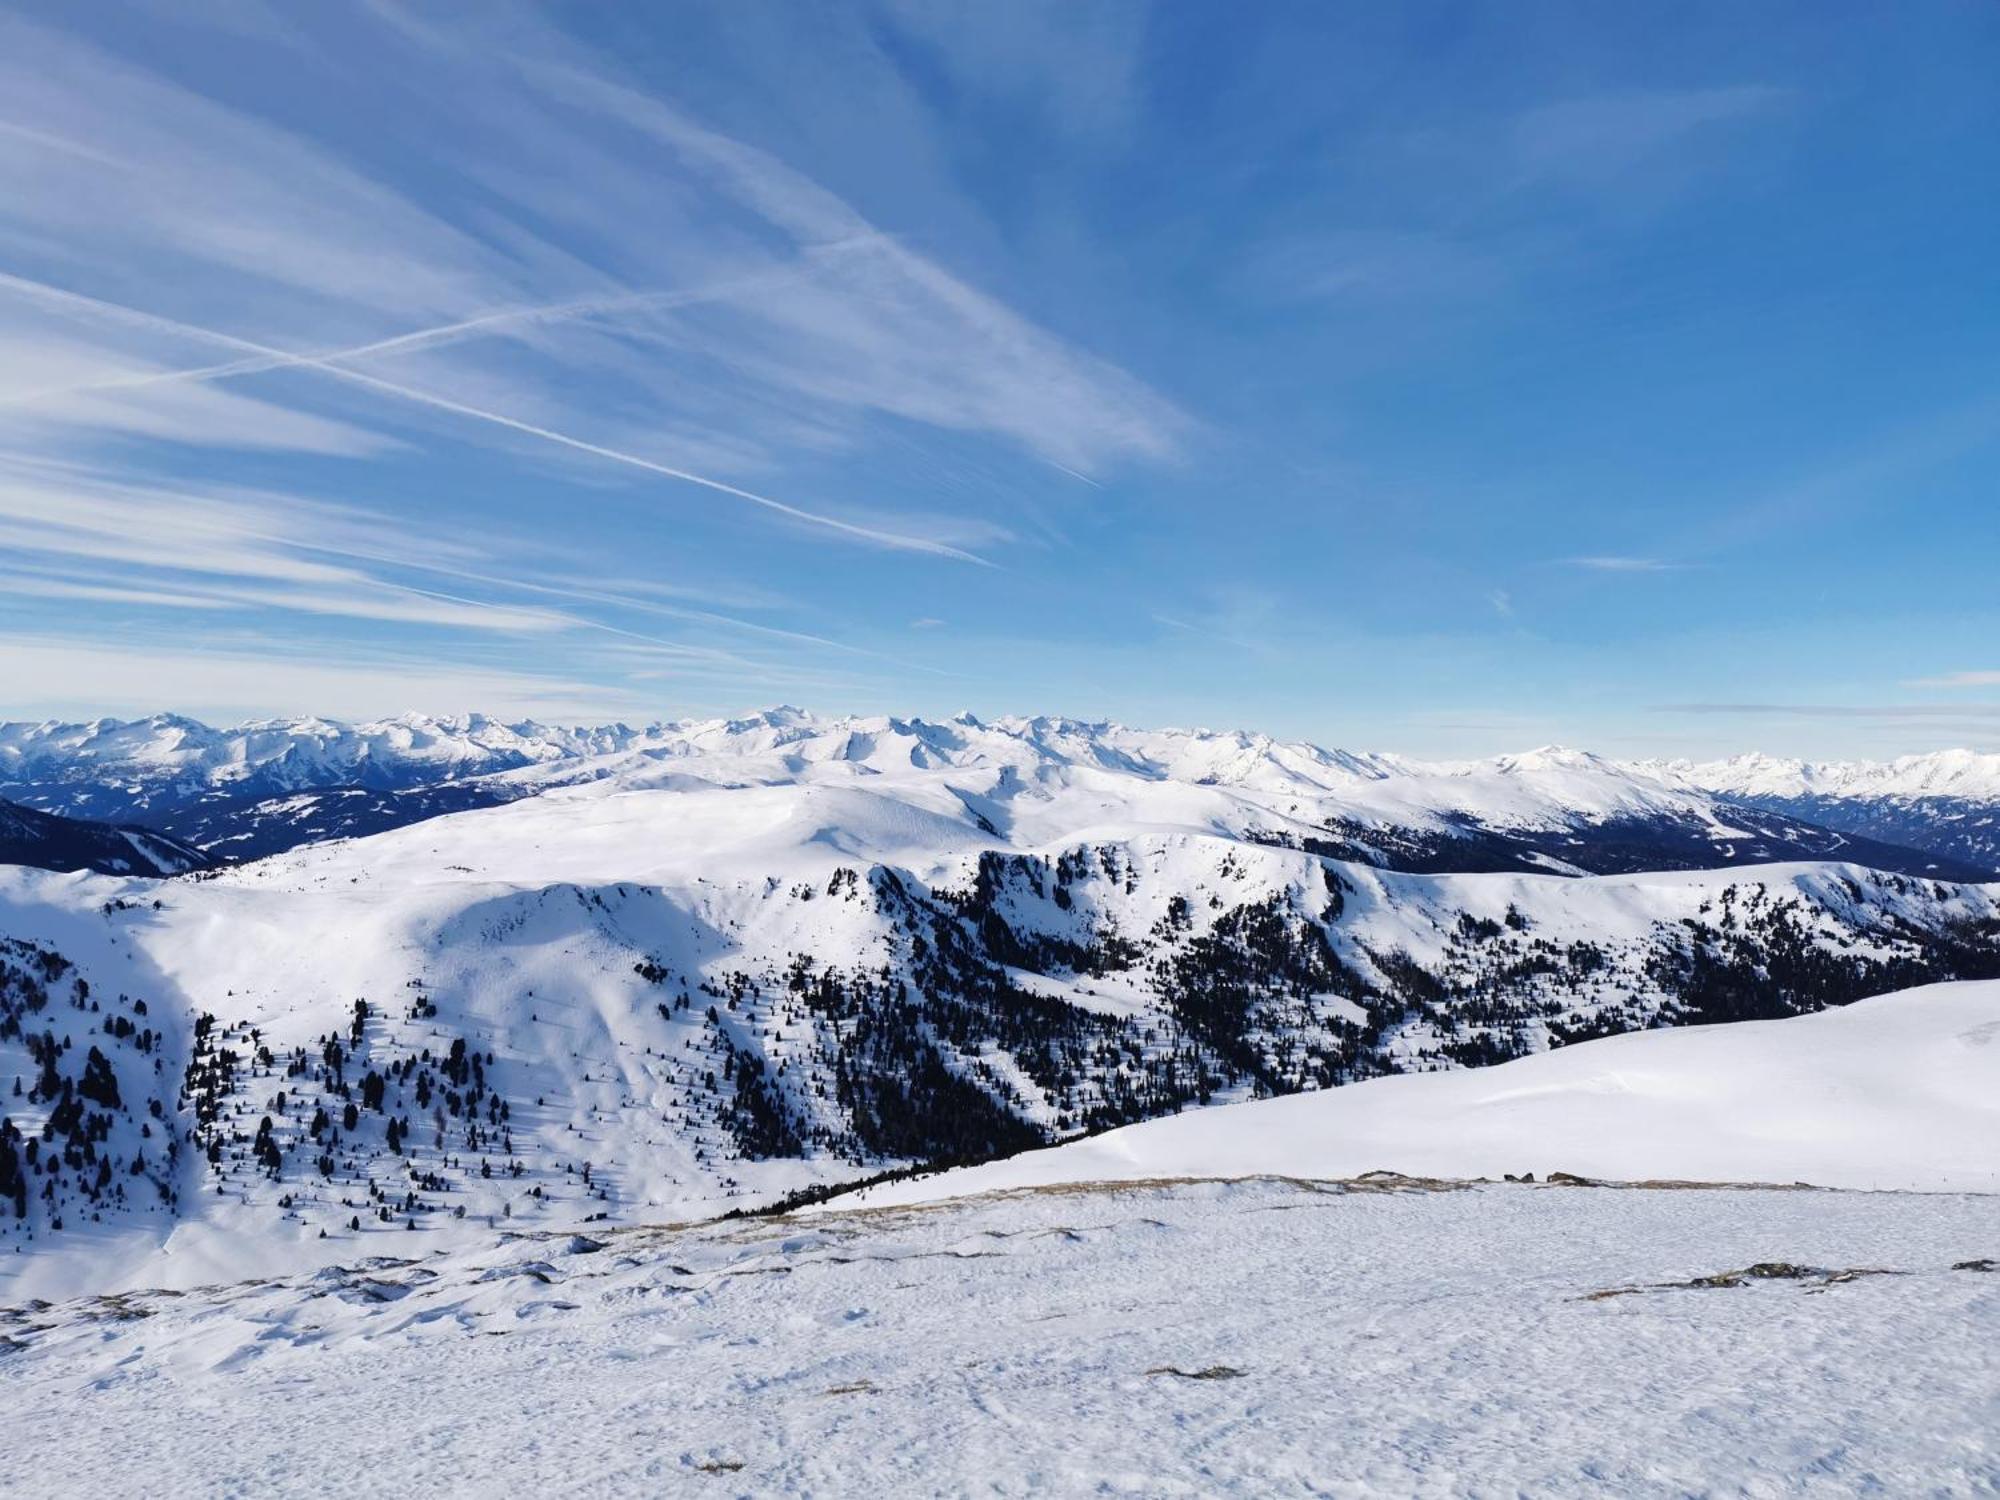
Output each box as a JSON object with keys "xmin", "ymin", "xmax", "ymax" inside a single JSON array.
[
  {"xmin": 3, "ymin": 814, "xmax": 1997, "ymax": 1298},
  {"xmin": 847, "ymin": 980, "xmax": 2000, "ymax": 1204}
]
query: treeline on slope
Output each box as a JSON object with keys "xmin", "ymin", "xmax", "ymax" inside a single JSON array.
[
  {"xmin": 691, "ymin": 850, "xmax": 2000, "ymax": 1175},
  {"xmin": 1645, "ymin": 875, "xmax": 2000, "ymax": 1025},
  {"xmin": 0, "ymin": 937, "xmax": 179, "ymax": 1233}
]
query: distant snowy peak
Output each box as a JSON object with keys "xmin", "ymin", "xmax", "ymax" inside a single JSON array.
[
  {"xmin": 0, "ymin": 711, "xmax": 604, "ymax": 782},
  {"xmin": 15, "ymin": 711, "xmax": 1997, "ymax": 808},
  {"xmin": 1647, "ymin": 749, "xmax": 2000, "ymax": 802}
]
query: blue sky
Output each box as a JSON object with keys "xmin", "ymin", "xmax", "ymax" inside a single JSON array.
[{"xmin": 1, "ymin": 1, "xmax": 1996, "ymax": 756}]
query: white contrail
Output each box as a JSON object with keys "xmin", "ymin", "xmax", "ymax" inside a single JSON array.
[
  {"xmin": 0, "ymin": 248, "xmax": 874, "ymax": 409},
  {"xmin": 289, "ymin": 539, "xmax": 966, "ymax": 678},
  {"xmin": 322, "ymin": 366, "xmax": 990, "ymax": 564},
  {"xmin": 1046, "ymin": 460, "xmax": 1104, "ymax": 489},
  {"xmin": 0, "ymin": 266, "xmax": 990, "ymax": 564},
  {"xmin": 0, "ymin": 288, "xmax": 694, "ymax": 406}
]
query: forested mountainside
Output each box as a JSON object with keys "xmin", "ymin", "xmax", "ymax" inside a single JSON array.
[{"xmin": 3, "ymin": 834, "xmax": 1996, "ymax": 1287}]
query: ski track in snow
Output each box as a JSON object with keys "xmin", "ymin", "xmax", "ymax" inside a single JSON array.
[{"xmin": 0, "ymin": 1179, "xmax": 1994, "ymax": 1497}]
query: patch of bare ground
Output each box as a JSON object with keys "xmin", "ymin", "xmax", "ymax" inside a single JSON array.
[
  {"xmin": 1145, "ymin": 1364, "xmax": 1247, "ymax": 1381},
  {"xmin": 1580, "ymin": 1262, "xmax": 1905, "ymax": 1301}
]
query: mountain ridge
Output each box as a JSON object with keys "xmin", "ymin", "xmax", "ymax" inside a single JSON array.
[
  {"xmin": 1644, "ymin": 750, "xmax": 2000, "ymax": 873},
  {"xmin": 10, "ymin": 707, "xmax": 1996, "ymax": 802},
  {"xmin": 1648, "ymin": 747, "xmax": 2000, "ymax": 801}
]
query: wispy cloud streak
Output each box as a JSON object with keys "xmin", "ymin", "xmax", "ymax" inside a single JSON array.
[
  {"xmin": 1903, "ymin": 672, "xmax": 2000, "ymax": 690},
  {"xmin": 0, "ymin": 267, "xmax": 989, "ymax": 562},
  {"xmin": 1560, "ymin": 556, "xmax": 1687, "ymax": 573}
]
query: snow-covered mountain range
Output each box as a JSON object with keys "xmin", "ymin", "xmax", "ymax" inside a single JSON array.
[
  {"xmin": 1654, "ymin": 749, "xmax": 2000, "ymax": 801},
  {"xmin": 3, "ymin": 710, "xmax": 1991, "ymax": 876},
  {"xmin": 1642, "ymin": 750, "xmax": 2000, "ymax": 873}
]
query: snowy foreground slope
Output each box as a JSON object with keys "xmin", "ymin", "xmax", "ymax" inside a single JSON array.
[
  {"xmin": 848, "ymin": 980, "xmax": 2000, "ymax": 1206},
  {"xmin": 1, "ymin": 1179, "xmax": 1994, "ymax": 1494}
]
